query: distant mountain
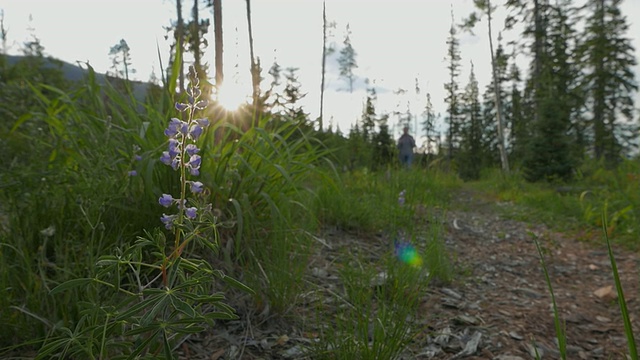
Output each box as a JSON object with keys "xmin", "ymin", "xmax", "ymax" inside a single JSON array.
[{"xmin": 3, "ymin": 54, "xmax": 151, "ymax": 101}]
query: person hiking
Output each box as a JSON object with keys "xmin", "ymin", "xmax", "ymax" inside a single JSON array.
[{"xmin": 397, "ymin": 126, "xmax": 416, "ymax": 167}]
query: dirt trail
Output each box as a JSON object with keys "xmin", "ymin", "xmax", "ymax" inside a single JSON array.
[
  {"xmin": 416, "ymin": 188, "xmax": 640, "ymax": 359},
  {"xmin": 192, "ymin": 188, "xmax": 639, "ymax": 359}
]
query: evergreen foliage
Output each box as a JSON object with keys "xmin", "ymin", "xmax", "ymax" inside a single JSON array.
[
  {"xmin": 338, "ymin": 23, "xmax": 358, "ymax": 93},
  {"xmin": 578, "ymin": 0, "xmax": 638, "ymax": 163},
  {"xmin": 444, "ymin": 11, "xmax": 463, "ymax": 165}
]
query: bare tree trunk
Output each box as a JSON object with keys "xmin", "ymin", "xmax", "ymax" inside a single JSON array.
[
  {"xmin": 246, "ymin": 0, "xmax": 260, "ymax": 127},
  {"xmin": 213, "ymin": 0, "xmax": 223, "ymax": 89},
  {"xmin": 487, "ymin": 0, "xmax": 510, "ymax": 172},
  {"xmin": 192, "ymin": 0, "xmax": 201, "ymax": 76},
  {"xmin": 319, "ymin": 0, "xmax": 327, "ymax": 132},
  {"xmin": 177, "ymin": 0, "xmax": 185, "ymax": 92}
]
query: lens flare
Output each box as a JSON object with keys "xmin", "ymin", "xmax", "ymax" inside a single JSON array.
[{"xmin": 394, "ymin": 240, "xmax": 423, "ymax": 268}]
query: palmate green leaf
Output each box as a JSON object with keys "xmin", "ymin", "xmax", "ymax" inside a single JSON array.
[
  {"xmin": 115, "ymin": 294, "xmax": 161, "ymax": 322},
  {"xmin": 169, "ymin": 295, "xmax": 196, "ymax": 319},
  {"xmin": 180, "ymin": 292, "xmax": 225, "ymax": 303},
  {"xmin": 126, "ymin": 328, "xmax": 162, "ymax": 360},
  {"xmin": 35, "ymin": 338, "xmax": 69, "ymax": 360},
  {"xmin": 168, "ymin": 324, "xmax": 205, "ymax": 334},
  {"xmin": 49, "ymin": 278, "xmax": 94, "ymax": 295},
  {"xmin": 204, "ymin": 311, "xmax": 238, "ymax": 321},
  {"xmin": 162, "ymin": 330, "xmax": 173, "ymax": 360},
  {"xmin": 222, "ymin": 274, "xmax": 255, "ymax": 294},
  {"xmin": 140, "ymin": 295, "xmax": 170, "ymax": 326}
]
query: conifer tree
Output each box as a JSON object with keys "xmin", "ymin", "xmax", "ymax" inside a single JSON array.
[
  {"xmin": 338, "ymin": 23, "xmax": 357, "ymax": 93},
  {"xmin": 109, "ymin": 39, "xmax": 135, "ymax": 81},
  {"xmin": 506, "ymin": 62, "xmax": 526, "ymax": 161},
  {"xmin": 458, "ymin": 62, "xmax": 483, "ymax": 180},
  {"xmin": 443, "ymin": 10, "xmax": 463, "ymax": 166},
  {"xmin": 521, "ymin": 1, "xmax": 576, "ymax": 181},
  {"xmin": 372, "ymin": 114, "xmax": 395, "ymax": 168},
  {"xmin": 361, "ymin": 87, "xmax": 377, "ymax": 142},
  {"xmin": 578, "ymin": 0, "xmax": 638, "ymax": 162},
  {"xmin": 421, "ymin": 92, "xmax": 437, "ymax": 155}
]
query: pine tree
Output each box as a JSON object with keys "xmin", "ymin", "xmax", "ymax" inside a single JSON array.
[
  {"xmin": 109, "ymin": 39, "xmax": 135, "ymax": 81},
  {"xmin": 578, "ymin": 0, "xmax": 638, "ymax": 162},
  {"xmin": 461, "ymin": 0, "xmax": 509, "ymax": 171},
  {"xmin": 187, "ymin": 0, "xmax": 210, "ymax": 82},
  {"xmin": 506, "ymin": 62, "xmax": 526, "ymax": 162},
  {"xmin": 481, "ymin": 40, "xmax": 509, "ymax": 167},
  {"xmin": 522, "ymin": 1, "xmax": 576, "ymax": 181},
  {"xmin": 282, "ymin": 67, "xmax": 308, "ymax": 123},
  {"xmin": 372, "ymin": 114, "xmax": 395, "ymax": 169},
  {"xmin": 443, "ymin": 10, "xmax": 463, "ymax": 166},
  {"xmin": 338, "ymin": 23, "xmax": 357, "ymax": 93},
  {"xmin": 458, "ymin": 62, "xmax": 484, "ymax": 180},
  {"xmin": 361, "ymin": 87, "xmax": 377, "ymax": 142},
  {"xmin": 421, "ymin": 93, "xmax": 437, "ymax": 155}
]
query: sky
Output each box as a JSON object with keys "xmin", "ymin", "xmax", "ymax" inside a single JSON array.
[{"xmin": 1, "ymin": 0, "xmax": 640, "ymax": 144}]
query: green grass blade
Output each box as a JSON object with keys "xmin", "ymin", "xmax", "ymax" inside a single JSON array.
[
  {"xmin": 533, "ymin": 236, "xmax": 566, "ymax": 359},
  {"xmin": 602, "ymin": 214, "xmax": 638, "ymax": 359}
]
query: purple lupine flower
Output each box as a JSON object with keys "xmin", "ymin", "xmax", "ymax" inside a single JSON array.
[
  {"xmin": 175, "ymin": 102, "xmax": 189, "ymax": 112},
  {"xmin": 189, "ymin": 124, "xmax": 203, "ymax": 140},
  {"xmin": 134, "ymin": 155, "xmax": 143, "ymax": 161},
  {"xmin": 189, "ymin": 181, "xmax": 204, "ymax": 194},
  {"xmin": 185, "ymin": 207, "xmax": 197, "ymax": 219},
  {"xmin": 171, "ymin": 157, "xmax": 180, "ymax": 170},
  {"xmin": 159, "ymin": 194, "xmax": 174, "ymax": 207},
  {"xmin": 194, "ymin": 100, "xmax": 208, "ymax": 110},
  {"xmin": 160, "ymin": 151, "xmax": 172, "ymax": 165},
  {"xmin": 398, "ymin": 190, "xmax": 406, "ymax": 207},
  {"xmin": 165, "ymin": 118, "xmax": 182, "ymax": 137},
  {"xmin": 128, "ymin": 170, "xmax": 137, "ymax": 176},
  {"xmin": 185, "ymin": 144, "xmax": 199, "ymax": 157},
  {"xmin": 168, "ymin": 138, "xmax": 181, "ymax": 158},
  {"xmin": 190, "ymin": 167, "xmax": 200, "ymax": 176},
  {"xmin": 196, "ymin": 118, "xmax": 210, "ymax": 127},
  {"xmin": 187, "ymin": 87, "xmax": 201, "ymax": 99},
  {"xmin": 160, "ymin": 214, "xmax": 176, "ymax": 230},
  {"xmin": 188, "ymin": 154, "xmax": 201, "ymax": 169}
]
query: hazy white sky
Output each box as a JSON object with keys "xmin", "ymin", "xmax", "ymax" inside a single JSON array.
[{"xmin": 1, "ymin": 0, "xmax": 639, "ymax": 140}]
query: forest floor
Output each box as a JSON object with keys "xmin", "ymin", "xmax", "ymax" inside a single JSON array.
[{"xmin": 189, "ymin": 186, "xmax": 640, "ymax": 360}]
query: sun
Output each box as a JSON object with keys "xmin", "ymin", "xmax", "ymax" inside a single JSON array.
[{"xmin": 215, "ymin": 82, "xmax": 250, "ymax": 111}]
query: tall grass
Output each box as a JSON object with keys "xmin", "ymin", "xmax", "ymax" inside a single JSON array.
[
  {"xmin": 1, "ymin": 68, "xmax": 163, "ymax": 348},
  {"xmin": 0, "ymin": 63, "xmax": 330, "ymax": 355}
]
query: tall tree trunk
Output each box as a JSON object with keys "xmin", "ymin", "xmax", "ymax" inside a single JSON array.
[
  {"xmin": 177, "ymin": 0, "xmax": 185, "ymax": 92},
  {"xmin": 319, "ymin": 0, "xmax": 327, "ymax": 132},
  {"xmin": 246, "ymin": 0, "xmax": 260, "ymax": 127},
  {"xmin": 487, "ymin": 0, "xmax": 510, "ymax": 172},
  {"xmin": 213, "ymin": 0, "xmax": 223, "ymax": 89},
  {"xmin": 192, "ymin": 0, "xmax": 201, "ymax": 76}
]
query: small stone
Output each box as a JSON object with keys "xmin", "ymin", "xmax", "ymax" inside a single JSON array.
[
  {"xmin": 453, "ymin": 314, "xmax": 480, "ymax": 325},
  {"xmin": 589, "ymin": 264, "xmax": 599, "ymax": 270},
  {"xmin": 594, "ymin": 285, "xmax": 617, "ymax": 302},
  {"xmin": 281, "ymin": 345, "xmax": 305, "ymax": 358},
  {"xmin": 509, "ymin": 331, "xmax": 524, "ymax": 340},
  {"xmin": 596, "ymin": 316, "xmax": 611, "ymax": 323},
  {"xmin": 312, "ymin": 267, "xmax": 328, "ymax": 278},
  {"xmin": 370, "ymin": 271, "xmax": 388, "ymax": 287},
  {"xmin": 513, "ymin": 287, "xmax": 544, "ymax": 299},
  {"xmin": 441, "ymin": 287, "xmax": 463, "ymax": 300}
]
